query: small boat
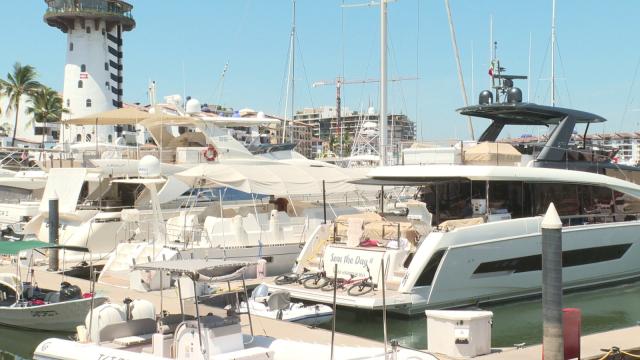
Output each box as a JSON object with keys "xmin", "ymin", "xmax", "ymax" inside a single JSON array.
[
  {"xmin": 0, "ymin": 240, "xmax": 108, "ymax": 331},
  {"xmin": 34, "ymin": 259, "xmax": 437, "ymax": 360},
  {"xmin": 238, "ymin": 284, "xmax": 333, "ymax": 326}
]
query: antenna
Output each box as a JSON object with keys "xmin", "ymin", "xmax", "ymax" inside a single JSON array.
[
  {"xmin": 528, "ymin": 33, "xmax": 532, "ymax": 103},
  {"xmin": 282, "ymin": 0, "xmax": 296, "ymax": 143}
]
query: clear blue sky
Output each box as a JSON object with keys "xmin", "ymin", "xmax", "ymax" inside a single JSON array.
[{"xmin": 3, "ymin": 1, "xmax": 640, "ymax": 140}]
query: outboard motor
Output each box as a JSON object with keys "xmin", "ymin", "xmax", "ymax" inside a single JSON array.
[
  {"xmin": 507, "ymin": 87, "xmax": 523, "ymax": 103},
  {"xmin": 479, "ymin": 90, "xmax": 493, "ymax": 105}
]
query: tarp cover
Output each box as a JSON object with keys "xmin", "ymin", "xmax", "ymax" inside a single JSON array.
[
  {"xmin": 174, "ymin": 163, "xmax": 360, "ymax": 196},
  {"xmin": 65, "ymin": 107, "xmax": 150, "ymax": 126},
  {"xmin": 463, "ymin": 142, "xmax": 522, "ymax": 165}
]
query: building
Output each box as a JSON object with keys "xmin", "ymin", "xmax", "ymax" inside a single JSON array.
[
  {"xmin": 44, "ymin": 0, "xmax": 135, "ymax": 145},
  {"xmin": 0, "ymin": 97, "xmax": 60, "ymax": 148},
  {"xmin": 293, "ymin": 106, "xmax": 416, "ymax": 158}
]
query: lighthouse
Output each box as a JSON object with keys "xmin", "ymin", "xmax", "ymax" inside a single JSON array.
[{"xmin": 44, "ymin": 0, "xmax": 135, "ymax": 145}]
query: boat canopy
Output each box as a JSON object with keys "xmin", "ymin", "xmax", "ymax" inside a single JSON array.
[
  {"xmin": 361, "ymin": 165, "xmax": 640, "ymax": 198},
  {"xmin": 133, "ymin": 259, "xmax": 255, "ymax": 281},
  {"xmin": 174, "ymin": 163, "xmax": 361, "ymax": 196},
  {"xmin": 457, "ymin": 103, "xmax": 606, "ymax": 125},
  {"xmin": 0, "ymin": 240, "xmax": 53, "ymax": 255}
]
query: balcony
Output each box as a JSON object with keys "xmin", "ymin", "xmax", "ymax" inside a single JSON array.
[{"xmin": 44, "ymin": 0, "xmax": 135, "ymax": 32}]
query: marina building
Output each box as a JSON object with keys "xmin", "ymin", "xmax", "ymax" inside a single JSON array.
[{"xmin": 293, "ymin": 106, "xmax": 416, "ymax": 158}]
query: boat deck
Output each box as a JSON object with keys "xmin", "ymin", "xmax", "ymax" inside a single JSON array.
[{"xmin": 268, "ymin": 281, "xmax": 415, "ymax": 312}]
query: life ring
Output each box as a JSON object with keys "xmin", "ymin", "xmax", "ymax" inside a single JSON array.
[{"xmin": 203, "ymin": 145, "xmax": 218, "ymax": 161}]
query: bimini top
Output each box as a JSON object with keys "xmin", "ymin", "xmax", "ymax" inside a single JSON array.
[
  {"xmin": 361, "ymin": 165, "xmax": 640, "ymax": 198},
  {"xmin": 133, "ymin": 259, "xmax": 255, "ymax": 280},
  {"xmin": 457, "ymin": 102, "xmax": 606, "ymax": 125}
]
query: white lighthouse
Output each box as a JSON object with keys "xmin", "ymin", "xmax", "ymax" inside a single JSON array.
[{"xmin": 44, "ymin": 0, "xmax": 135, "ymax": 145}]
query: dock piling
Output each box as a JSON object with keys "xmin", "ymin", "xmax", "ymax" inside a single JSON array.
[
  {"xmin": 542, "ymin": 202, "xmax": 563, "ymax": 360},
  {"xmin": 47, "ymin": 193, "xmax": 59, "ymax": 272}
]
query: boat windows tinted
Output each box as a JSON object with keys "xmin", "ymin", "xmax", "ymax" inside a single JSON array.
[
  {"xmin": 473, "ymin": 243, "xmax": 632, "ymax": 275},
  {"xmin": 415, "ymin": 249, "xmax": 446, "ymax": 286}
]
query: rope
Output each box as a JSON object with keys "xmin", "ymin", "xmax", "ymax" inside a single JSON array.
[
  {"xmin": 621, "ymin": 350, "xmax": 640, "ymax": 359},
  {"xmin": 596, "ymin": 350, "xmax": 612, "ymax": 360}
]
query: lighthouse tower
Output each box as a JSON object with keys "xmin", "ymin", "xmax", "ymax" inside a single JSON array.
[{"xmin": 44, "ymin": 0, "xmax": 135, "ymax": 145}]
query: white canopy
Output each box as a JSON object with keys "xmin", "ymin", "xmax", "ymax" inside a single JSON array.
[
  {"xmin": 174, "ymin": 163, "xmax": 361, "ymax": 196},
  {"xmin": 367, "ymin": 165, "xmax": 640, "ymax": 199}
]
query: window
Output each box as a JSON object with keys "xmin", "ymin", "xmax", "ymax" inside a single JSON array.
[
  {"xmin": 77, "ymin": 80, "xmax": 83, "ymax": 88},
  {"xmin": 69, "ymin": 42, "xmax": 74, "ymax": 51},
  {"xmin": 66, "ymin": 99, "xmax": 70, "ymax": 107},
  {"xmin": 108, "ymin": 134, "xmax": 113, "ymax": 143},
  {"xmin": 473, "ymin": 244, "xmax": 632, "ymax": 276},
  {"xmin": 86, "ymin": 27, "xmax": 91, "ymax": 34},
  {"xmin": 85, "ymin": 134, "xmax": 92, "ymax": 142},
  {"xmin": 86, "ymin": 99, "xmax": 92, "ymax": 108},
  {"xmin": 76, "ymin": 134, "xmax": 81, "ymax": 142},
  {"xmin": 415, "ymin": 249, "xmax": 446, "ymax": 286},
  {"xmin": 105, "ymin": 81, "xmax": 110, "ymax": 88},
  {"xmin": 104, "ymin": 62, "xmax": 109, "ymax": 71},
  {"xmin": 80, "ymin": 64, "xmax": 86, "ymax": 72},
  {"xmin": 101, "ymin": 28, "xmax": 106, "ymax": 36}
]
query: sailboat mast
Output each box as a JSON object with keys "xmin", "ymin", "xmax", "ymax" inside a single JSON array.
[
  {"xmin": 282, "ymin": 0, "xmax": 296, "ymax": 142},
  {"xmin": 291, "ymin": 0, "xmax": 296, "ymax": 141},
  {"xmin": 379, "ymin": 0, "xmax": 388, "ymax": 166},
  {"xmin": 444, "ymin": 0, "xmax": 474, "ymax": 140},
  {"xmin": 551, "ymin": 0, "xmax": 556, "ymax": 106}
]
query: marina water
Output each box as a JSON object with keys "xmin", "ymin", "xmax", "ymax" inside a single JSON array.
[{"xmin": 0, "ymin": 281, "xmax": 638, "ymax": 359}]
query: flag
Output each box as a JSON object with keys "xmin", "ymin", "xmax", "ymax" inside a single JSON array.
[
  {"xmin": 80, "ymin": 73, "xmax": 88, "ymax": 79},
  {"xmin": 488, "ymin": 62, "xmax": 494, "ymax": 77}
]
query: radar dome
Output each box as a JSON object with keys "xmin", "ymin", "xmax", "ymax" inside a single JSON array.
[
  {"xmin": 367, "ymin": 106, "xmax": 376, "ymax": 115},
  {"xmin": 138, "ymin": 155, "xmax": 161, "ymax": 178},
  {"xmin": 185, "ymin": 98, "xmax": 201, "ymax": 114},
  {"xmin": 257, "ymin": 111, "xmax": 265, "ymax": 119}
]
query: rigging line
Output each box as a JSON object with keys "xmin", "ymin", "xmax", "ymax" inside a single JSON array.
[
  {"xmin": 533, "ymin": 34, "xmax": 551, "ymax": 103},
  {"xmin": 554, "ymin": 36, "xmax": 572, "ymax": 107},
  {"xmin": 295, "ymin": 32, "xmax": 316, "ymax": 109},
  {"xmin": 341, "ymin": 0, "xmax": 346, "ymax": 80},
  {"xmin": 276, "ymin": 33, "xmax": 293, "ymax": 120},
  {"xmin": 619, "ymin": 54, "xmax": 640, "ymax": 130},
  {"xmin": 388, "ymin": 37, "xmax": 409, "ymax": 117}
]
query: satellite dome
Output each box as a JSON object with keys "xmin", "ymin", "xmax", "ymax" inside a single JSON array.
[
  {"xmin": 185, "ymin": 98, "xmax": 201, "ymax": 114},
  {"xmin": 257, "ymin": 111, "xmax": 265, "ymax": 119},
  {"xmin": 367, "ymin": 106, "xmax": 376, "ymax": 115},
  {"xmin": 138, "ymin": 155, "xmax": 161, "ymax": 178}
]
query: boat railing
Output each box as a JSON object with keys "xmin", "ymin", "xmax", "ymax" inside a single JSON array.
[{"xmin": 559, "ymin": 212, "xmax": 640, "ymax": 227}]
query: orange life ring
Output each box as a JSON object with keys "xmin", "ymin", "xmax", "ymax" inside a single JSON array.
[{"xmin": 203, "ymin": 145, "xmax": 218, "ymax": 161}]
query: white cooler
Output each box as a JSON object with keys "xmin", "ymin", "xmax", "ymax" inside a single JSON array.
[{"xmin": 425, "ymin": 310, "xmax": 493, "ymax": 358}]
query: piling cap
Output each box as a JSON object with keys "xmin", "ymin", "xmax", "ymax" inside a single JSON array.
[
  {"xmin": 49, "ymin": 189, "xmax": 59, "ymax": 201},
  {"xmin": 541, "ymin": 202, "xmax": 562, "ymax": 229}
]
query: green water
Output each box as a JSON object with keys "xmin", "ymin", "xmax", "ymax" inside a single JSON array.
[
  {"xmin": 1, "ymin": 282, "xmax": 638, "ymax": 358},
  {"xmin": 319, "ymin": 281, "xmax": 640, "ymax": 349}
]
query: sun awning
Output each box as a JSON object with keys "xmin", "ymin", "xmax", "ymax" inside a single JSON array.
[
  {"xmin": 65, "ymin": 107, "xmax": 150, "ymax": 126},
  {"xmin": 174, "ymin": 163, "xmax": 360, "ymax": 196},
  {"xmin": 0, "ymin": 240, "xmax": 53, "ymax": 255}
]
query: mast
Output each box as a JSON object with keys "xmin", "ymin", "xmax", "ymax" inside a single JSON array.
[
  {"xmin": 379, "ymin": 0, "xmax": 388, "ymax": 165},
  {"xmin": 528, "ymin": 32, "xmax": 532, "ymax": 102},
  {"xmin": 282, "ymin": 0, "xmax": 296, "ymax": 142},
  {"xmin": 551, "ymin": 0, "xmax": 556, "ymax": 106},
  {"xmin": 444, "ymin": 0, "xmax": 474, "ymax": 140}
]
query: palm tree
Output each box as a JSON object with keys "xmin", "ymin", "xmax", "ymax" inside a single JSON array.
[
  {"xmin": 0, "ymin": 63, "xmax": 42, "ymax": 146},
  {"xmin": 26, "ymin": 87, "xmax": 68, "ymax": 149}
]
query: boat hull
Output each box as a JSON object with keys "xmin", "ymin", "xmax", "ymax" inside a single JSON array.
[{"xmin": 0, "ymin": 296, "xmax": 108, "ymax": 332}]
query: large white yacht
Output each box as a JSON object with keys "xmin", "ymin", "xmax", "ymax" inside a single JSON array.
[{"xmin": 268, "ymin": 89, "xmax": 640, "ymax": 315}]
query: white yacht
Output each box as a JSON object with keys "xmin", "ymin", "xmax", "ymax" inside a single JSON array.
[{"xmin": 269, "ymin": 92, "xmax": 640, "ymax": 315}]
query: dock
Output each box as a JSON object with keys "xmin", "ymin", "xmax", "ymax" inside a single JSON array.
[{"xmin": 3, "ymin": 262, "xmax": 638, "ymax": 359}]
